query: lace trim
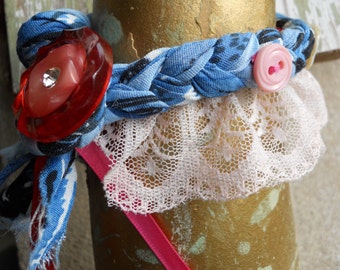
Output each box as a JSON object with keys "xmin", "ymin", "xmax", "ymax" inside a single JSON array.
[{"xmin": 96, "ymin": 70, "xmax": 327, "ymax": 214}]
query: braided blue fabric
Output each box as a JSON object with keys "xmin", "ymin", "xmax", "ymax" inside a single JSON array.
[
  {"xmin": 1, "ymin": 9, "xmax": 315, "ymax": 269},
  {"xmin": 17, "ymin": 9, "xmax": 90, "ymax": 68},
  {"xmin": 15, "ymin": 9, "xmax": 315, "ymax": 156},
  {"xmin": 95, "ymin": 17, "xmax": 314, "ymax": 122}
]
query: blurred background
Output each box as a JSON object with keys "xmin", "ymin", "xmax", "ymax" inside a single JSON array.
[{"xmin": 0, "ymin": 0, "xmax": 339, "ymax": 269}]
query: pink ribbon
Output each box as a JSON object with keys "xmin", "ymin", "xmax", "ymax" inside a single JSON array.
[{"xmin": 77, "ymin": 142, "xmax": 190, "ymax": 270}]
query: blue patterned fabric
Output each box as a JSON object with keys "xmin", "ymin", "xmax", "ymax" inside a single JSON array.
[
  {"xmin": 17, "ymin": 9, "xmax": 90, "ymax": 68},
  {"xmin": 30, "ymin": 153, "xmax": 76, "ymax": 270},
  {"xmin": 0, "ymin": 9, "xmax": 316, "ymax": 269}
]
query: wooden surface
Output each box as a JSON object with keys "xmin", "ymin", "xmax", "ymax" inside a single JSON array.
[
  {"xmin": 2, "ymin": 2, "xmax": 93, "ymax": 268},
  {"xmin": 276, "ymin": 0, "xmax": 340, "ymax": 54},
  {"xmin": 4, "ymin": 0, "xmax": 92, "ymax": 92},
  {"xmin": 291, "ymin": 58, "xmax": 340, "ymax": 270}
]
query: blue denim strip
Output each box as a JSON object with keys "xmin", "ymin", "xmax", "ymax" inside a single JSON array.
[{"xmin": 30, "ymin": 153, "xmax": 76, "ymax": 269}]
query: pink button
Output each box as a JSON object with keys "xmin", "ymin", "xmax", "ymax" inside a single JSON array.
[{"xmin": 253, "ymin": 43, "xmax": 292, "ymax": 92}]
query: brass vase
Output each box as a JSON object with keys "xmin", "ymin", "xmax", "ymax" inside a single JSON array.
[{"xmin": 87, "ymin": 1, "xmax": 299, "ymax": 269}]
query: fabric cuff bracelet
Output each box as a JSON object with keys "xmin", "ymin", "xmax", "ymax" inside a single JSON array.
[
  {"xmin": 12, "ymin": 9, "xmax": 316, "ymax": 155},
  {"xmin": 0, "ymin": 8, "xmax": 324, "ymax": 270}
]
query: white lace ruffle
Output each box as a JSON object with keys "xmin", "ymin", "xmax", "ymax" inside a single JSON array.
[{"xmin": 95, "ymin": 69, "xmax": 327, "ymax": 214}]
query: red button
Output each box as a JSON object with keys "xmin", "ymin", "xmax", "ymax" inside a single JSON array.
[
  {"xmin": 13, "ymin": 27, "xmax": 113, "ymax": 143},
  {"xmin": 25, "ymin": 43, "xmax": 86, "ymax": 117},
  {"xmin": 253, "ymin": 44, "xmax": 292, "ymax": 92}
]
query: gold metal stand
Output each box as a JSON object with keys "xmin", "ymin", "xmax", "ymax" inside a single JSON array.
[{"xmin": 88, "ymin": 1, "xmax": 299, "ymax": 269}]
